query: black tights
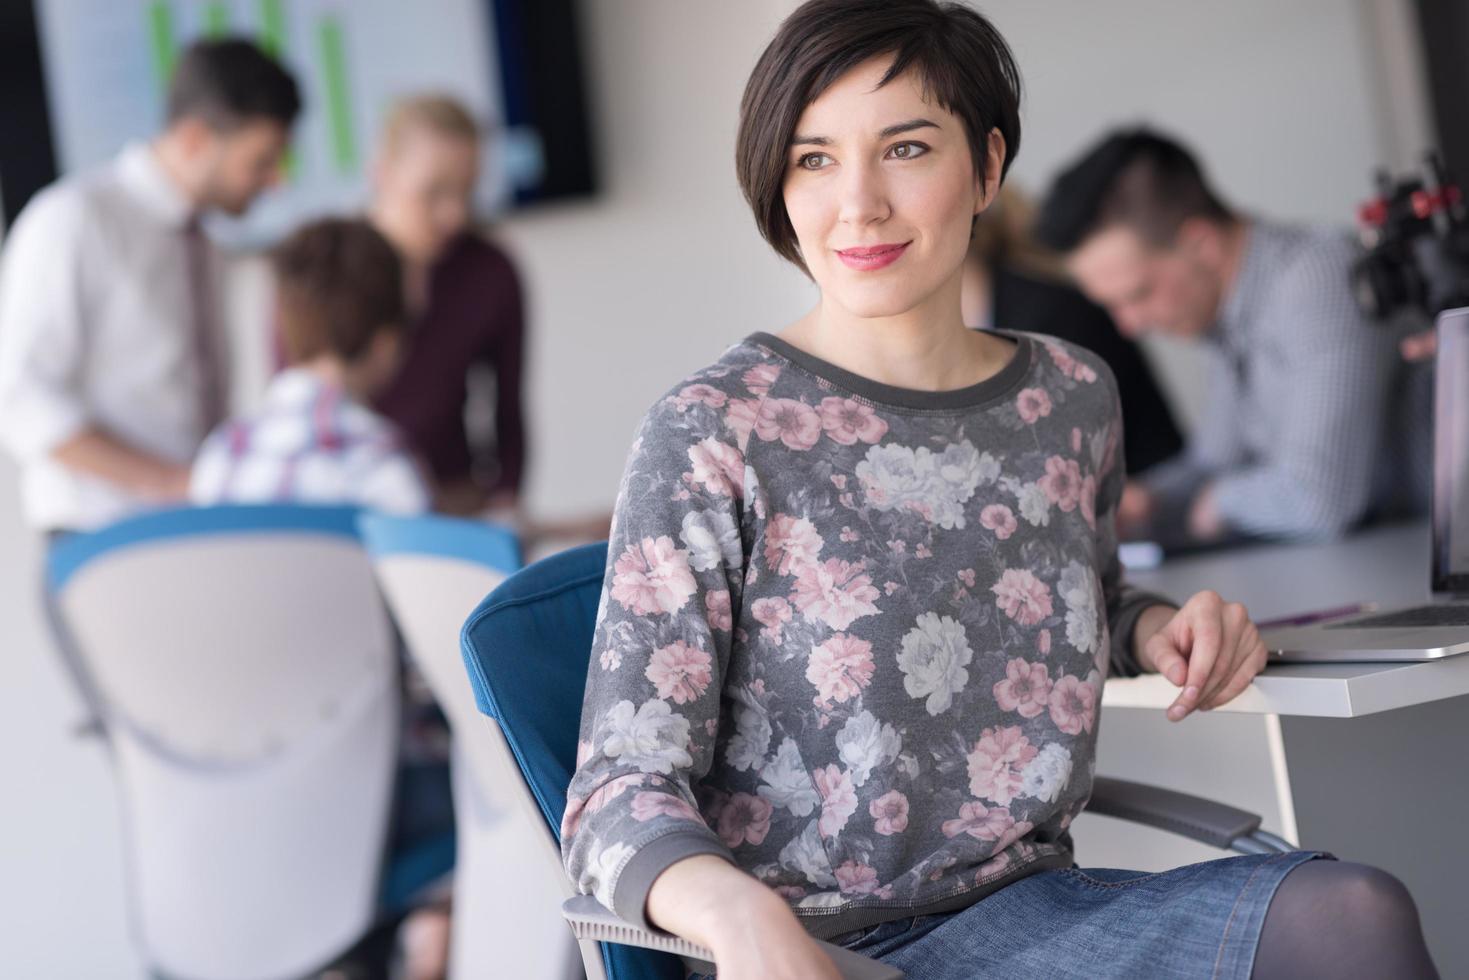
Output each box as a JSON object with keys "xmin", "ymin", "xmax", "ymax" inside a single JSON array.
[{"xmin": 1253, "ymin": 859, "xmax": 1438, "ymax": 979}]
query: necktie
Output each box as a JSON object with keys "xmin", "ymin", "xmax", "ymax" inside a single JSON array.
[{"xmin": 183, "ymin": 217, "xmax": 226, "ymax": 434}]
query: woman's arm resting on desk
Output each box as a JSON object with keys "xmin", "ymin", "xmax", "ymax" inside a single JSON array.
[
  {"xmin": 646, "ymin": 854, "xmax": 840, "ymax": 980},
  {"xmin": 1131, "ymin": 593, "xmax": 1268, "ymax": 721}
]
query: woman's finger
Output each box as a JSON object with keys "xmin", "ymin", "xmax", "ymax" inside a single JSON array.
[
  {"xmin": 1171, "ymin": 593, "xmax": 1222, "ymax": 721},
  {"xmin": 1199, "ymin": 602, "xmax": 1250, "ymax": 705}
]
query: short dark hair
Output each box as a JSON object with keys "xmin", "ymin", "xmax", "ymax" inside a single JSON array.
[
  {"xmin": 1035, "ymin": 128, "xmax": 1233, "ymax": 253},
  {"xmin": 166, "ymin": 38, "xmax": 301, "ymax": 131},
  {"xmin": 273, "ymin": 219, "xmax": 406, "ymax": 365},
  {"xmin": 736, "ymin": 0, "xmax": 1022, "ymax": 271}
]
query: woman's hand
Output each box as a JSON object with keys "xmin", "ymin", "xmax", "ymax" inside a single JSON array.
[
  {"xmin": 1134, "ymin": 592, "xmax": 1268, "ymax": 720},
  {"xmin": 647, "ymin": 855, "xmax": 840, "ymax": 980}
]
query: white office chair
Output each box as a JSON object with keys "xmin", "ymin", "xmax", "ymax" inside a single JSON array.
[
  {"xmin": 48, "ymin": 505, "xmax": 399, "ymax": 980},
  {"xmin": 359, "ymin": 513, "xmax": 582, "ymax": 980}
]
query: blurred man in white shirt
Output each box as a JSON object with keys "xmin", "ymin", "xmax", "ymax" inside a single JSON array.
[{"xmin": 0, "ymin": 38, "xmax": 300, "ymax": 533}]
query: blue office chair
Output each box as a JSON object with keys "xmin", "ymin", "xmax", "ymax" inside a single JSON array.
[
  {"xmin": 460, "ymin": 543, "xmax": 1294, "ymax": 980},
  {"xmin": 360, "ymin": 513, "xmax": 580, "ymax": 980},
  {"xmin": 48, "ymin": 505, "xmax": 453, "ymax": 980}
]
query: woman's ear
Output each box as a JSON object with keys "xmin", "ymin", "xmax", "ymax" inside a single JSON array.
[{"xmin": 974, "ymin": 128, "xmax": 1007, "ymax": 215}]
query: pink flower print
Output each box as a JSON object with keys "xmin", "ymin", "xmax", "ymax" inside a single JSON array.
[
  {"xmin": 599, "ymin": 648, "xmax": 622, "ymax": 671},
  {"xmin": 764, "ymin": 513, "xmax": 824, "ymax": 576},
  {"xmin": 942, "ymin": 800, "xmax": 1014, "ymax": 840},
  {"xmin": 993, "ymin": 658, "xmax": 1054, "ymax": 719},
  {"xmin": 1048, "ymin": 674, "xmax": 1098, "ymax": 735},
  {"xmin": 611, "ymin": 536, "xmax": 697, "ymax": 616},
  {"xmin": 1075, "ymin": 361, "xmax": 1098, "ymax": 383},
  {"xmin": 1016, "ymin": 387, "xmax": 1053, "ymax": 424},
  {"xmin": 805, "ymin": 633, "xmax": 875, "ymax": 705},
  {"xmin": 705, "ymin": 590, "xmax": 732, "ymax": 632},
  {"xmin": 818, "ymin": 397, "xmax": 889, "ymax": 446},
  {"xmin": 840, "ymin": 526, "xmax": 860, "ymax": 542},
  {"xmin": 670, "ymin": 488, "xmax": 691, "ymax": 502},
  {"xmin": 754, "ymin": 398, "xmax": 821, "ymax": 450},
  {"xmin": 915, "ymin": 543, "xmax": 932, "ymax": 559},
  {"xmin": 888, "ymin": 539, "xmax": 906, "ymax": 555},
  {"xmin": 958, "ymin": 568, "xmax": 977, "ymax": 588},
  {"xmin": 686, "ymin": 437, "xmax": 745, "ymax": 498},
  {"xmin": 834, "ymin": 861, "xmax": 882, "ymax": 895},
  {"xmin": 705, "ymin": 717, "xmax": 719, "ymax": 737},
  {"xmin": 884, "ymin": 581, "xmax": 901, "ymax": 596},
  {"xmin": 1046, "ymin": 342, "xmax": 1077, "ymax": 376},
  {"xmin": 830, "ymin": 474, "xmax": 848, "ymax": 490},
  {"xmin": 980, "ymin": 504, "xmax": 1017, "ymax": 540},
  {"xmin": 576, "ymin": 738, "xmax": 594, "ymax": 768},
  {"xmin": 724, "ymin": 398, "xmax": 760, "ymax": 442},
  {"xmin": 813, "ymin": 764, "xmax": 858, "ymax": 838},
  {"xmin": 751, "ymin": 596, "xmax": 793, "ymax": 644},
  {"xmin": 585, "ymin": 776, "xmax": 637, "ymax": 816},
  {"xmin": 838, "ymin": 492, "xmax": 856, "ymax": 509},
  {"xmin": 991, "ymin": 568, "xmax": 1053, "ymax": 626},
  {"xmin": 1037, "ymin": 629, "xmax": 1052, "ymax": 655},
  {"xmin": 791, "ymin": 558, "xmax": 881, "ymax": 631},
  {"xmin": 870, "ymin": 790, "xmax": 910, "ymax": 835},
  {"xmin": 1038, "ymin": 455, "xmax": 1083, "ymax": 512},
  {"xmin": 990, "ymin": 817, "xmax": 1035, "ymax": 853},
  {"xmin": 717, "ymin": 792, "xmax": 774, "ymax": 848},
  {"xmin": 1080, "ymin": 474, "xmax": 1097, "ymax": 530},
  {"xmin": 645, "ymin": 640, "xmax": 713, "ymax": 704},
  {"xmin": 976, "ymin": 850, "xmax": 1012, "ymax": 882},
  {"xmin": 774, "ymin": 884, "xmax": 807, "ymax": 901},
  {"xmin": 1071, "ymin": 427, "xmax": 1083, "ymax": 453},
  {"xmin": 630, "ymin": 791, "xmax": 701, "ymax": 823},
  {"xmin": 967, "ymin": 725, "xmax": 1039, "ymax": 806},
  {"xmin": 673, "ymin": 383, "xmax": 728, "ymax": 412},
  {"xmin": 743, "ymin": 362, "xmax": 781, "ymax": 395}
]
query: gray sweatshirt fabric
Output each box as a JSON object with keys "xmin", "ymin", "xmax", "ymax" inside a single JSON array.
[{"xmin": 561, "ymin": 330, "xmax": 1172, "ymax": 941}]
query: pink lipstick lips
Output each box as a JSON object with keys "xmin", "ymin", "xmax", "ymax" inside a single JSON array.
[{"xmin": 836, "ymin": 241, "xmax": 910, "ymax": 271}]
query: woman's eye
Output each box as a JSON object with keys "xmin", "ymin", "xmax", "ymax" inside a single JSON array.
[
  {"xmin": 797, "ymin": 152, "xmax": 832, "ymax": 171},
  {"xmin": 888, "ymin": 142, "xmax": 929, "ymax": 160}
]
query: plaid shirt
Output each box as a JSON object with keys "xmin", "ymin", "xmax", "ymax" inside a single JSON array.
[
  {"xmin": 190, "ymin": 368, "xmax": 431, "ymax": 515},
  {"xmin": 1143, "ymin": 219, "xmax": 1432, "ymax": 545}
]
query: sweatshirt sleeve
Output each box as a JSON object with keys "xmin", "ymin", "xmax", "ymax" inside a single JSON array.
[
  {"xmin": 1096, "ymin": 372, "xmax": 1176, "ymax": 678},
  {"xmin": 561, "ymin": 386, "xmax": 750, "ymax": 928}
]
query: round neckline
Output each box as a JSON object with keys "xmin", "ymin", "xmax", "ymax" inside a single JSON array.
[{"xmin": 746, "ymin": 329, "xmax": 1033, "ymax": 412}]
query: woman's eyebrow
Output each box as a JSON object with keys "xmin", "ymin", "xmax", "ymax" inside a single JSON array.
[{"xmin": 789, "ymin": 117, "xmax": 940, "ymax": 148}]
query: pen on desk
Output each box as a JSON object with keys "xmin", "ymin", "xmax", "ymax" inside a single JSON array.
[{"xmin": 1256, "ymin": 602, "xmax": 1375, "ymax": 630}]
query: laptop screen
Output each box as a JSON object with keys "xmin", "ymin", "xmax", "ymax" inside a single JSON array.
[{"xmin": 1434, "ymin": 307, "xmax": 1469, "ymax": 592}]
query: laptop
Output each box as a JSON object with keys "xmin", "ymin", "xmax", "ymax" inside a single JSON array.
[{"xmin": 1263, "ymin": 306, "xmax": 1469, "ymax": 663}]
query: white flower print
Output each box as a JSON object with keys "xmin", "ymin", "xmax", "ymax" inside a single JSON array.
[
  {"xmin": 600, "ymin": 699, "xmax": 693, "ymax": 775},
  {"xmin": 725, "ymin": 687, "xmax": 773, "ymax": 772},
  {"xmin": 897, "ymin": 612, "xmax": 974, "ymax": 715},
  {"xmin": 758, "ymin": 737, "xmax": 820, "ymax": 817},
  {"xmin": 856, "ymin": 440, "xmax": 992, "ymax": 530},
  {"xmin": 1020, "ymin": 742, "xmax": 1073, "ymax": 804},
  {"xmin": 835, "ymin": 710, "xmax": 902, "ymax": 787},
  {"xmin": 1017, "ymin": 482, "xmax": 1051, "ymax": 527},
  {"xmin": 579, "ymin": 842, "xmax": 634, "ymax": 908},
  {"xmin": 679, "ymin": 509, "xmax": 742, "ymax": 572},
  {"xmin": 778, "ymin": 818, "xmax": 838, "ymax": 888},
  {"xmin": 1059, "ymin": 561, "xmax": 1100, "ymax": 655}
]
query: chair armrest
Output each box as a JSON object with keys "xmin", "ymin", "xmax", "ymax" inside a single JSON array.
[
  {"xmin": 561, "ymin": 895, "xmax": 905, "ymax": 980},
  {"xmin": 1088, "ymin": 776, "xmax": 1295, "ymax": 854}
]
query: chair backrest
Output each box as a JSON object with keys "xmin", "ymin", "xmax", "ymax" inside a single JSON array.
[
  {"xmin": 49, "ymin": 505, "xmax": 399, "ymax": 980},
  {"xmin": 460, "ymin": 542, "xmax": 685, "ymax": 980},
  {"xmin": 359, "ymin": 514, "xmax": 582, "ymax": 980}
]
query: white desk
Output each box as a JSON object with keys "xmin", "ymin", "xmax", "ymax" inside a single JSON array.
[{"xmin": 1080, "ymin": 522, "xmax": 1468, "ymax": 975}]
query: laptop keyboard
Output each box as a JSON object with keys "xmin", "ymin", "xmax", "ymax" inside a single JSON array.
[{"xmin": 1326, "ymin": 605, "xmax": 1469, "ymax": 629}]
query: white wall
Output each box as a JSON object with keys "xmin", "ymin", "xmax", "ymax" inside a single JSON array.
[{"xmin": 0, "ymin": 2, "xmax": 1431, "ymax": 974}]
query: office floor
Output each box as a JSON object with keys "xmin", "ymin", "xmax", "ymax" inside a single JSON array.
[{"xmin": 0, "ymin": 455, "xmax": 144, "ymax": 978}]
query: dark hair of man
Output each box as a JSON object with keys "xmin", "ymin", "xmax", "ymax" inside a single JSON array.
[
  {"xmin": 736, "ymin": 0, "xmax": 1022, "ymax": 272},
  {"xmin": 166, "ymin": 38, "xmax": 302, "ymax": 131},
  {"xmin": 1035, "ymin": 128, "xmax": 1234, "ymax": 253},
  {"xmin": 274, "ymin": 219, "xmax": 406, "ymax": 365}
]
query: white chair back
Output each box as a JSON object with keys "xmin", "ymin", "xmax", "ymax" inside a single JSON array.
[
  {"xmin": 49, "ymin": 506, "xmax": 398, "ymax": 980},
  {"xmin": 359, "ymin": 514, "xmax": 581, "ymax": 980}
]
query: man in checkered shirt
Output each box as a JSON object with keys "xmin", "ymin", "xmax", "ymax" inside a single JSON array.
[{"xmin": 1037, "ymin": 128, "xmax": 1430, "ymax": 550}]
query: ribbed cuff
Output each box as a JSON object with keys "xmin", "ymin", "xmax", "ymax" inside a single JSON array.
[
  {"xmin": 1110, "ymin": 592, "xmax": 1177, "ymax": 677},
  {"xmin": 611, "ymin": 830, "xmax": 736, "ymax": 931}
]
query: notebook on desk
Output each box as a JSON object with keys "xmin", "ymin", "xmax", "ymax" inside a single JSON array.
[{"xmin": 1264, "ymin": 306, "xmax": 1469, "ymax": 663}]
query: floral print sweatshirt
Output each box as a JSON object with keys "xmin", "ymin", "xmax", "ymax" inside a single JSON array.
[{"xmin": 562, "ymin": 330, "xmax": 1171, "ymax": 941}]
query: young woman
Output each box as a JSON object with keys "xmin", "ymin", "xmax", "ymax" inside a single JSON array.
[{"xmin": 562, "ymin": 3, "xmax": 1437, "ymax": 977}]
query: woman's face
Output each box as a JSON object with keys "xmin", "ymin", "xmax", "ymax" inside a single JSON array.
[
  {"xmin": 782, "ymin": 56, "xmax": 999, "ymax": 321},
  {"xmin": 373, "ymin": 128, "xmax": 479, "ymax": 264}
]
